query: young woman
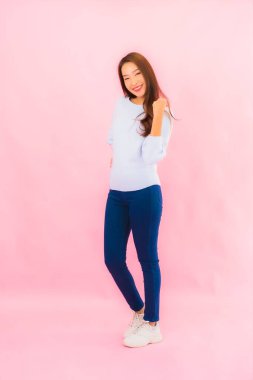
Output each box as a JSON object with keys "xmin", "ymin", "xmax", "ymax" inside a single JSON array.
[{"xmin": 104, "ymin": 52, "xmax": 175, "ymax": 348}]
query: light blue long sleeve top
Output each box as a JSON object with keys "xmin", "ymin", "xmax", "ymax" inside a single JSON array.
[{"xmin": 107, "ymin": 95, "xmax": 173, "ymax": 191}]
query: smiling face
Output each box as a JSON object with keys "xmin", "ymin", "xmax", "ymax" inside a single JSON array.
[{"xmin": 121, "ymin": 62, "xmax": 146, "ymax": 102}]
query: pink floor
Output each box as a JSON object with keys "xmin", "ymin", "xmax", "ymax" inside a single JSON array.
[{"xmin": 0, "ymin": 291, "xmax": 252, "ymax": 380}]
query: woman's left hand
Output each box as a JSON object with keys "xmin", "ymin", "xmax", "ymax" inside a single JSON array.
[{"xmin": 152, "ymin": 97, "xmax": 167, "ymax": 117}]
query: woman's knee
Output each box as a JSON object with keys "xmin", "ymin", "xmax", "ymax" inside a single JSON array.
[
  {"xmin": 139, "ymin": 258, "xmax": 160, "ymax": 271},
  {"xmin": 104, "ymin": 254, "xmax": 126, "ymax": 272}
]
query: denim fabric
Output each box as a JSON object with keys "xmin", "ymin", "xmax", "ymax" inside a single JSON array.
[{"xmin": 104, "ymin": 184, "xmax": 163, "ymax": 322}]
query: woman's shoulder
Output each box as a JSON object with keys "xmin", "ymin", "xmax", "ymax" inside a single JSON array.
[
  {"xmin": 117, "ymin": 95, "xmax": 127, "ymax": 104},
  {"xmin": 112, "ymin": 95, "xmax": 128, "ymax": 113}
]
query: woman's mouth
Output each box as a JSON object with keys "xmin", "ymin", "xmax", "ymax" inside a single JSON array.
[{"xmin": 132, "ymin": 84, "xmax": 143, "ymax": 92}]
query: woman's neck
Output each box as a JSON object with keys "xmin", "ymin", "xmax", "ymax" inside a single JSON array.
[{"xmin": 130, "ymin": 97, "xmax": 144, "ymax": 105}]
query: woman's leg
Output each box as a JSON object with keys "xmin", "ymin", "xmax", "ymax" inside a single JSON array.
[
  {"xmin": 129, "ymin": 185, "xmax": 163, "ymax": 323},
  {"xmin": 104, "ymin": 190, "xmax": 144, "ymax": 312}
]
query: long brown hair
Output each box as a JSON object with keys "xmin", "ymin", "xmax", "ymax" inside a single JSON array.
[{"xmin": 118, "ymin": 52, "xmax": 178, "ymax": 137}]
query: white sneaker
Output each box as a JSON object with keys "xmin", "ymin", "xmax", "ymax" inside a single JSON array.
[
  {"xmin": 123, "ymin": 311, "xmax": 144, "ymax": 338},
  {"xmin": 123, "ymin": 320, "xmax": 163, "ymax": 347}
]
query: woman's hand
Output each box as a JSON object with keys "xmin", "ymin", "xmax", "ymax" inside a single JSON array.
[{"xmin": 152, "ymin": 97, "xmax": 167, "ymax": 117}]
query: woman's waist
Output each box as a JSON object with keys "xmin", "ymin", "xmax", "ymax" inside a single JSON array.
[
  {"xmin": 110, "ymin": 164, "xmax": 158, "ymax": 179},
  {"xmin": 111, "ymin": 159, "xmax": 157, "ymax": 169}
]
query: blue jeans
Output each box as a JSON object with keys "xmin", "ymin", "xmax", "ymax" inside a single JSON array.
[{"xmin": 104, "ymin": 184, "xmax": 163, "ymax": 322}]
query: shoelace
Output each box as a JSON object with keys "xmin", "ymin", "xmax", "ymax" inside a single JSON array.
[
  {"xmin": 128, "ymin": 312, "xmax": 144, "ymax": 328},
  {"xmin": 132, "ymin": 320, "xmax": 151, "ymax": 334}
]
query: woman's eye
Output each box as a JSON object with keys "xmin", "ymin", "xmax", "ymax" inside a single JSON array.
[{"xmin": 124, "ymin": 72, "xmax": 141, "ymax": 80}]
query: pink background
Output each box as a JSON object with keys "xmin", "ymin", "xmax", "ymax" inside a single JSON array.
[{"xmin": 0, "ymin": 1, "xmax": 252, "ymax": 379}]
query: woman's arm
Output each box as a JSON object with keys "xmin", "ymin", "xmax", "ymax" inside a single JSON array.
[{"xmin": 141, "ymin": 110, "xmax": 173, "ymax": 165}]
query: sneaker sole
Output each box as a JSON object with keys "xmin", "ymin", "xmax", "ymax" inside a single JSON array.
[{"xmin": 123, "ymin": 335, "xmax": 163, "ymax": 347}]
